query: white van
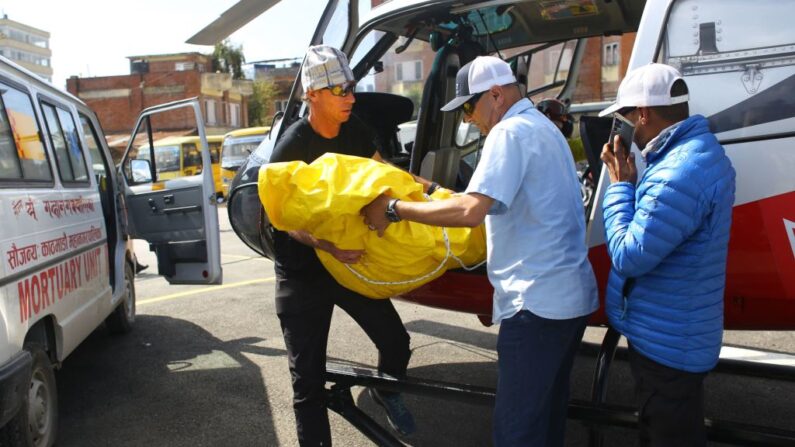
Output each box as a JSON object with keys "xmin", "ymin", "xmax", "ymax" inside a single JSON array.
[{"xmin": 0, "ymin": 56, "xmax": 221, "ymax": 446}]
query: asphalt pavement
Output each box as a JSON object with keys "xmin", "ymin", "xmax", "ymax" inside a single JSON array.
[{"xmin": 53, "ymin": 206, "xmax": 795, "ymax": 446}]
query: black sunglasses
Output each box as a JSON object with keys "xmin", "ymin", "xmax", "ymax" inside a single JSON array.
[
  {"xmin": 462, "ymin": 92, "xmax": 485, "ymax": 116},
  {"xmin": 327, "ymin": 82, "xmax": 356, "ymax": 97}
]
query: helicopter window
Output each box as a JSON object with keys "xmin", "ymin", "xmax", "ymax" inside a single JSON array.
[
  {"xmin": 347, "ymin": 29, "xmax": 436, "ymax": 154},
  {"xmin": 439, "ymin": 6, "xmax": 514, "ymax": 36},
  {"xmin": 515, "ymin": 40, "xmax": 577, "ymax": 103},
  {"xmin": 322, "ymin": 0, "xmax": 350, "ymax": 50},
  {"xmin": 455, "ymin": 122, "xmax": 481, "ymax": 148},
  {"xmin": 349, "ymin": 31, "xmax": 434, "ymax": 116}
]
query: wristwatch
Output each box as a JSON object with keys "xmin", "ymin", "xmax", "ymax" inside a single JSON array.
[
  {"xmin": 426, "ymin": 182, "xmax": 440, "ymax": 195},
  {"xmin": 385, "ymin": 198, "xmax": 402, "ymax": 222}
]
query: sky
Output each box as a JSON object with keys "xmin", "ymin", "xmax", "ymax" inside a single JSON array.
[{"xmin": 1, "ymin": 0, "xmax": 330, "ymax": 88}]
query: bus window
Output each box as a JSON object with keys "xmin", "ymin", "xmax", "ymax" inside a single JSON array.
[
  {"xmin": 182, "ymin": 143, "xmax": 201, "ymax": 174},
  {"xmin": 210, "ymin": 142, "xmax": 220, "ymax": 163},
  {"xmin": 222, "ymin": 135, "xmax": 265, "ymax": 168},
  {"xmin": 154, "ymin": 146, "xmax": 180, "ymax": 173}
]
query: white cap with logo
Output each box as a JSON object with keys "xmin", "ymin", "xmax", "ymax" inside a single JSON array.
[
  {"xmin": 599, "ymin": 63, "xmax": 689, "ymax": 117},
  {"xmin": 301, "ymin": 45, "xmax": 355, "ymax": 92},
  {"xmin": 441, "ymin": 56, "xmax": 517, "ymax": 112}
]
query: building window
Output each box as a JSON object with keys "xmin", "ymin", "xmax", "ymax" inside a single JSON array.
[
  {"xmin": 275, "ymin": 99, "xmax": 289, "ymax": 113},
  {"xmin": 604, "ymin": 42, "xmax": 620, "ymax": 67},
  {"xmin": 395, "ymin": 60, "xmax": 423, "ymax": 82},
  {"xmin": 229, "ymin": 103, "xmax": 240, "ymax": 127},
  {"xmin": 175, "ymin": 62, "xmax": 195, "ymax": 71},
  {"xmin": 206, "ymin": 99, "xmax": 217, "ymax": 125}
]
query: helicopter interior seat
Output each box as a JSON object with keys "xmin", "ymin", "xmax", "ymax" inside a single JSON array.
[
  {"xmin": 417, "ymin": 33, "xmax": 486, "ymax": 190},
  {"xmin": 351, "ymin": 92, "xmax": 414, "ymax": 169}
]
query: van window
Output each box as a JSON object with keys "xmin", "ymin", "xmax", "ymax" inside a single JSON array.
[
  {"xmin": 79, "ymin": 114, "xmax": 106, "ymax": 177},
  {"xmin": 0, "ymin": 82, "xmax": 51, "ymax": 182},
  {"xmin": 42, "ymin": 103, "xmax": 89, "ymax": 184}
]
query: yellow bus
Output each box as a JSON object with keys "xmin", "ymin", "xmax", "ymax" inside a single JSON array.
[
  {"xmin": 136, "ymin": 135, "xmax": 224, "ymax": 196},
  {"xmin": 221, "ymin": 126, "xmax": 270, "ymax": 197}
]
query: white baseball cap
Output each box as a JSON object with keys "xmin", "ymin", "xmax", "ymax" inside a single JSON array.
[
  {"xmin": 598, "ymin": 63, "xmax": 689, "ymax": 117},
  {"xmin": 301, "ymin": 45, "xmax": 355, "ymax": 92},
  {"xmin": 441, "ymin": 56, "xmax": 517, "ymax": 112}
]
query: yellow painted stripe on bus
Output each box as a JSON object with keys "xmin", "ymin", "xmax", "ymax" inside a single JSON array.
[{"xmin": 138, "ymin": 277, "xmax": 275, "ymax": 306}]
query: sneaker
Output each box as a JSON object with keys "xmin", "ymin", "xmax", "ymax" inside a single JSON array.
[{"xmin": 368, "ymin": 387, "xmax": 416, "ymax": 436}]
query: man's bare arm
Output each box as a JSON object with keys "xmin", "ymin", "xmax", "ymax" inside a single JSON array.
[
  {"xmin": 362, "ymin": 192, "xmax": 493, "ymax": 236},
  {"xmin": 287, "ymin": 230, "xmax": 364, "ymax": 264}
]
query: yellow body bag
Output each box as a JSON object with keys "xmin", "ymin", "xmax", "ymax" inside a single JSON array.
[{"xmin": 259, "ymin": 153, "xmax": 486, "ymax": 299}]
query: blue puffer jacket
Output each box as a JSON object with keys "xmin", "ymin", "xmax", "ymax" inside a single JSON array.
[{"xmin": 603, "ymin": 114, "xmax": 736, "ymax": 373}]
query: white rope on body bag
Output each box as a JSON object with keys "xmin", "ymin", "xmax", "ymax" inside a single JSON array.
[{"xmin": 343, "ymin": 192, "xmax": 487, "ymax": 286}]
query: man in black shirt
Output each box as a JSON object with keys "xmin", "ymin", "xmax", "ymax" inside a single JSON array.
[{"xmin": 269, "ymin": 45, "xmax": 417, "ymax": 445}]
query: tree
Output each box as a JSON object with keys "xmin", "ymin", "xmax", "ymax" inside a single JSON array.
[
  {"xmin": 211, "ymin": 40, "xmax": 246, "ymax": 79},
  {"xmin": 404, "ymin": 84, "xmax": 424, "ymax": 119},
  {"xmin": 248, "ymin": 79, "xmax": 279, "ymax": 127}
]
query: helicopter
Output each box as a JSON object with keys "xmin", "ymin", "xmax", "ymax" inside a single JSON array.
[{"xmin": 194, "ymin": 0, "xmax": 795, "ymax": 444}]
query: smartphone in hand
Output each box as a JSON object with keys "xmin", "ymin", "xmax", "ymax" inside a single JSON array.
[{"xmin": 609, "ymin": 116, "xmax": 635, "ymax": 152}]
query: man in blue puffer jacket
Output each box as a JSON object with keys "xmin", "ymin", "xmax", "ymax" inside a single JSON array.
[{"xmin": 599, "ymin": 63, "xmax": 736, "ymax": 446}]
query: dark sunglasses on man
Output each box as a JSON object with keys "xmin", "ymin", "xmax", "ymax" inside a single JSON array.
[
  {"xmin": 327, "ymin": 81, "xmax": 357, "ymax": 97},
  {"xmin": 462, "ymin": 91, "xmax": 485, "ymax": 116}
]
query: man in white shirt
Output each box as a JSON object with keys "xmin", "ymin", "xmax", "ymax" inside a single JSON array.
[{"xmin": 362, "ymin": 56, "xmax": 598, "ymax": 446}]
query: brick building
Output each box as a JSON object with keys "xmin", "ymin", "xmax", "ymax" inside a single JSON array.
[
  {"xmin": 571, "ymin": 34, "xmax": 635, "ymax": 104},
  {"xmin": 253, "ymin": 59, "xmax": 301, "ymax": 120},
  {"xmin": 374, "ymin": 38, "xmax": 436, "ymax": 119},
  {"xmin": 66, "ymin": 52, "xmax": 253, "ymax": 158}
]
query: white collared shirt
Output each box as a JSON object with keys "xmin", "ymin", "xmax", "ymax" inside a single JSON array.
[{"xmin": 466, "ymin": 98, "xmax": 599, "ymax": 323}]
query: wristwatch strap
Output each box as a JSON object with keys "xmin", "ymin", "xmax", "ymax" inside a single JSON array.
[{"xmin": 385, "ymin": 198, "xmax": 402, "ymax": 222}]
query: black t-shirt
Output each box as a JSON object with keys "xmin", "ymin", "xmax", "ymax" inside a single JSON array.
[{"xmin": 269, "ymin": 115, "xmax": 378, "ymax": 278}]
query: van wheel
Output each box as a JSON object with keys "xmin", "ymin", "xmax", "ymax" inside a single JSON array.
[
  {"xmin": 0, "ymin": 345, "xmax": 58, "ymax": 447},
  {"xmin": 106, "ymin": 262, "xmax": 136, "ymax": 334}
]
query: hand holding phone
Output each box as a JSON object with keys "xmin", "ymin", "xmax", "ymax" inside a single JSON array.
[
  {"xmin": 609, "ymin": 116, "xmax": 634, "ymax": 153},
  {"xmin": 601, "ymin": 116, "xmax": 638, "ymax": 184}
]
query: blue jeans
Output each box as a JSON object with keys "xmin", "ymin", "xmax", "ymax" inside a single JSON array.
[{"xmin": 494, "ymin": 310, "xmax": 588, "ymax": 447}]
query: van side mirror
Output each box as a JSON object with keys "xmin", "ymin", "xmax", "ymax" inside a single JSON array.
[{"xmin": 129, "ymin": 159, "xmax": 153, "ymax": 184}]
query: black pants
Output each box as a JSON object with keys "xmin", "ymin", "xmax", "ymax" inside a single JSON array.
[
  {"xmin": 628, "ymin": 345, "xmax": 708, "ymax": 447},
  {"xmin": 276, "ymin": 271, "xmax": 411, "ymax": 447}
]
